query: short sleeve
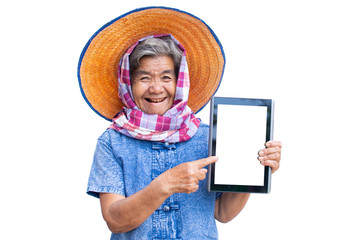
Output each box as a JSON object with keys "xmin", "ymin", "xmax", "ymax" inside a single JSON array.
[{"xmin": 87, "ymin": 133, "xmax": 125, "ymax": 198}]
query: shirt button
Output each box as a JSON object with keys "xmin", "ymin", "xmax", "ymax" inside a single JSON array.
[
  {"xmin": 164, "ymin": 142, "xmax": 169, "ymax": 146},
  {"xmin": 163, "ymin": 205, "xmax": 170, "ymax": 212}
]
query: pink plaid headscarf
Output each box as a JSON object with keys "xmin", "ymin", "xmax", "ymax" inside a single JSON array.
[{"xmin": 110, "ymin": 35, "xmax": 200, "ymax": 143}]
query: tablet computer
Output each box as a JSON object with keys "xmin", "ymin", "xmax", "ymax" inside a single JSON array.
[{"xmin": 208, "ymin": 97, "xmax": 274, "ymax": 193}]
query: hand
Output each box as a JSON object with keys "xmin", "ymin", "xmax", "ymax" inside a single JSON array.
[
  {"xmin": 161, "ymin": 156, "xmax": 218, "ymax": 194},
  {"xmin": 258, "ymin": 140, "xmax": 282, "ymax": 173}
]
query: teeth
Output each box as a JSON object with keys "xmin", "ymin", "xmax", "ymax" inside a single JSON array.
[{"xmin": 147, "ymin": 98, "xmax": 166, "ymax": 103}]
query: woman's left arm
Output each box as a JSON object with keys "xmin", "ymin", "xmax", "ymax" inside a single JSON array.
[{"xmin": 214, "ymin": 140, "xmax": 282, "ymax": 223}]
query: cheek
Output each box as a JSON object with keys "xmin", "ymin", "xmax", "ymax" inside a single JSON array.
[
  {"xmin": 168, "ymin": 82, "xmax": 177, "ymax": 99},
  {"xmin": 131, "ymin": 84, "xmax": 145, "ymax": 102}
]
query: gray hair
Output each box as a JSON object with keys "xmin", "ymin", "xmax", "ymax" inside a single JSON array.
[{"xmin": 129, "ymin": 37, "xmax": 183, "ymax": 77}]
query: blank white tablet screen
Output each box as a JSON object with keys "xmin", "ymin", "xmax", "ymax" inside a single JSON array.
[{"xmin": 214, "ymin": 104, "xmax": 267, "ymax": 186}]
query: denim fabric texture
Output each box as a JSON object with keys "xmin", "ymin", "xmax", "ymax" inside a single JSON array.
[{"xmin": 87, "ymin": 123, "xmax": 219, "ymax": 240}]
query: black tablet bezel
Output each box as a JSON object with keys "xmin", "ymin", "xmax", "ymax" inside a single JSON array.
[{"xmin": 208, "ymin": 97, "xmax": 274, "ymax": 193}]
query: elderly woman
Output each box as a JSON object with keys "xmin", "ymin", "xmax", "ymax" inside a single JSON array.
[{"xmin": 79, "ymin": 7, "xmax": 281, "ymax": 240}]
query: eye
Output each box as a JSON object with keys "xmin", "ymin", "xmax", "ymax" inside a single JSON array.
[
  {"xmin": 138, "ymin": 76, "xmax": 151, "ymax": 82},
  {"xmin": 162, "ymin": 75, "xmax": 175, "ymax": 82}
]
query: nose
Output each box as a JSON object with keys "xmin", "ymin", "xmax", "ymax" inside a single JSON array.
[{"xmin": 149, "ymin": 79, "xmax": 163, "ymax": 94}]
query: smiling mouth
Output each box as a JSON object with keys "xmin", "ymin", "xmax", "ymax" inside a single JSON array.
[{"xmin": 145, "ymin": 97, "xmax": 166, "ymax": 103}]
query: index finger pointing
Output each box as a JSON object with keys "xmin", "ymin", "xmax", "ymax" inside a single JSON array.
[{"xmin": 195, "ymin": 156, "xmax": 218, "ymax": 169}]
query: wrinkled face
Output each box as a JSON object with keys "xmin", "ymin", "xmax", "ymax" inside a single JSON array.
[{"xmin": 131, "ymin": 55, "xmax": 177, "ymax": 115}]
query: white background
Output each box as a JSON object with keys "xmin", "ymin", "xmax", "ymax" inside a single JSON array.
[{"xmin": 1, "ymin": 0, "xmax": 359, "ymax": 239}]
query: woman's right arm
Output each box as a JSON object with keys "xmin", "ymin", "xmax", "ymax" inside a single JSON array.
[
  {"xmin": 99, "ymin": 175, "xmax": 170, "ymax": 233},
  {"xmin": 99, "ymin": 156, "xmax": 217, "ymax": 233}
]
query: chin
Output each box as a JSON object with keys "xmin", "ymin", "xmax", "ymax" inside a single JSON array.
[
  {"xmin": 150, "ymin": 110, "xmax": 167, "ymax": 116},
  {"xmin": 144, "ymin": 105, "xmax": 172, "ymax": 116}
]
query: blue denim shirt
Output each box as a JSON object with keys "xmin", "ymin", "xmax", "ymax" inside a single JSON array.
[{"xmin": 87, "ymin": 123, "xmax": 219, "ymax": 240}]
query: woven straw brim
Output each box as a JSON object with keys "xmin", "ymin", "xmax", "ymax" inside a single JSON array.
[{"xmin": 78, "ymin": 7, "xmax": 225, "ymax": 120}]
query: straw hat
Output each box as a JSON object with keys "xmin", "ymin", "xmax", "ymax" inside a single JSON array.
[{"xmin": 78, "ymin": 6, "xmax": 225, "ymax": 120}]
